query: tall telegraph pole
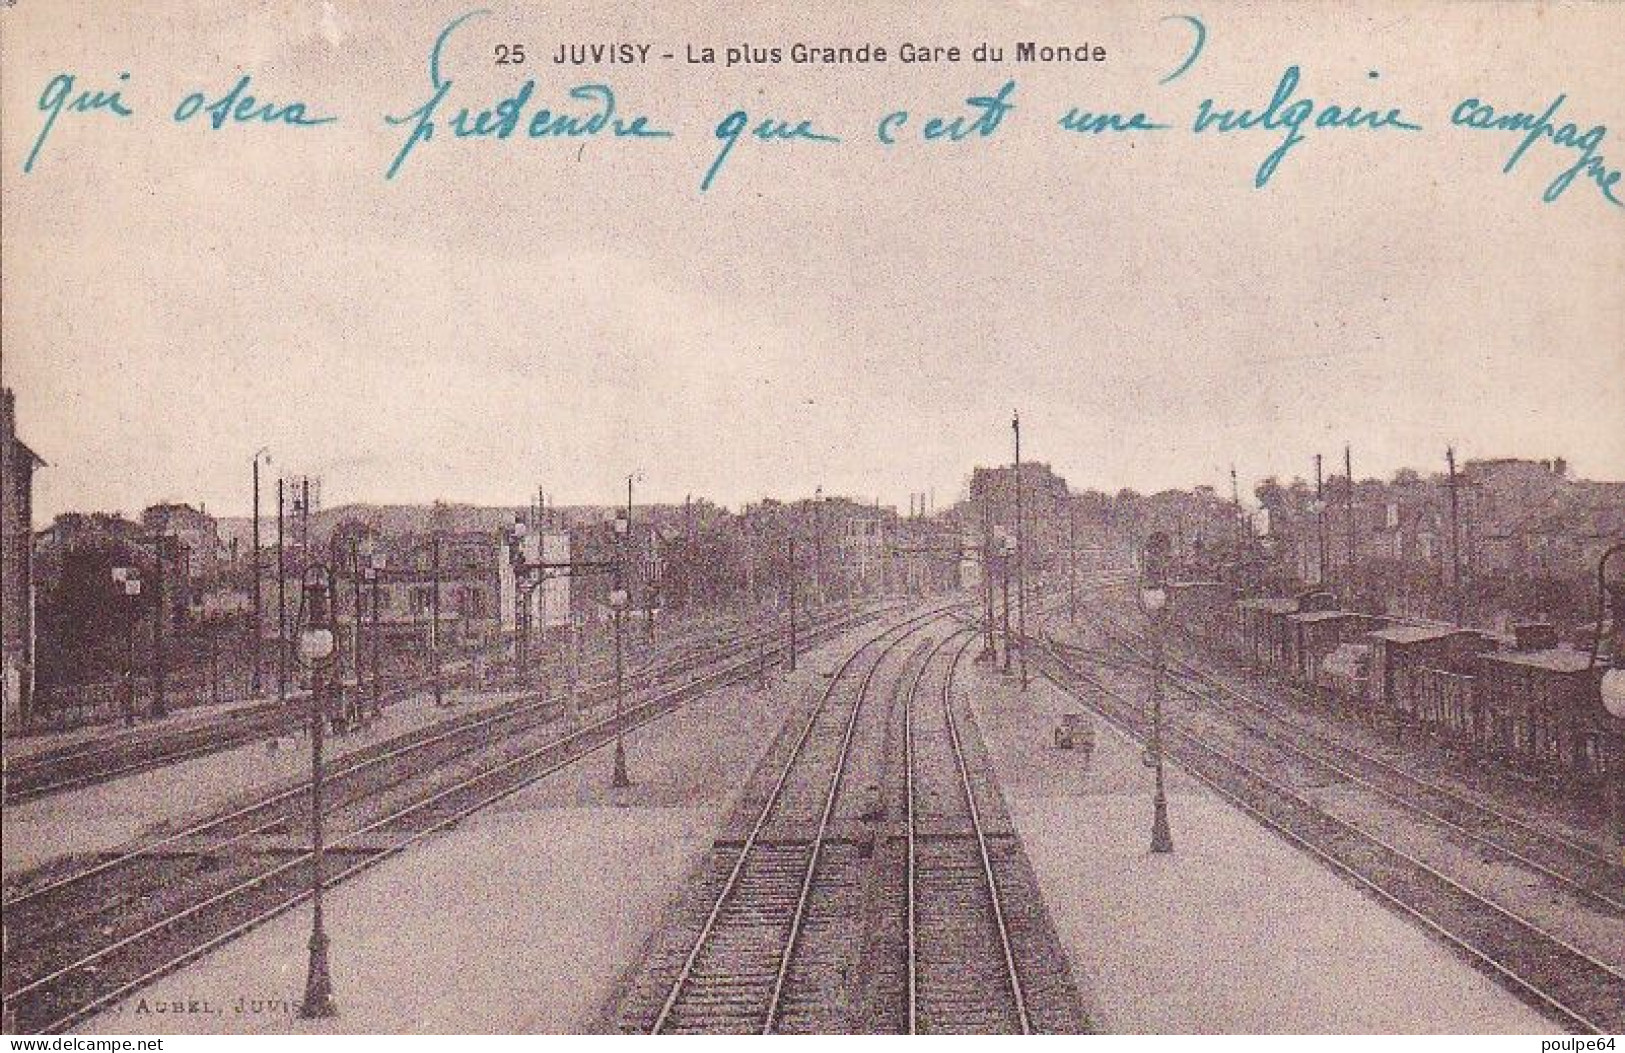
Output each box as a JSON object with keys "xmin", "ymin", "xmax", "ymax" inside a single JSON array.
[
  {"xmin": 251, "ymin": 450, "xmax": 264, "ymax": 697},
  {"xmin": 1447, "ymin": 447, "xmax": 1464, "ymax": 625},
  {"xmin": 1344, "ymin": 445, "xmax": 1357, "ymax": 584},
  {"xmin": 981, "ymin": 484, "xmax": 996, "ymax": 657},
  {"xmin": 277, "ymin": 478, "xmax": 287, "ymax": 702},
  {"xmin": 1013, "ymin": 411, "xmax": 1028, "ymax": 690},
  {"xmin": 787, "ymin": 536, "xmax": 798, "ymax": 672},
  {"xmin": 1067, "ymin": 499, "xmax": 1077, "ymax": 623},
  {"xmin": 431, "ymin": 534, "xmax": 443, "ymax": 707},
  {"xmin": 1315, "ymin": 453, "xmax": 1328, "ymax": 588}
]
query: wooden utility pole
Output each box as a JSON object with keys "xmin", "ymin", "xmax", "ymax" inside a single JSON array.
[
  {"xmin": 431, "ymin": 534, "xmax": 444, "ymax": 706},
  {"xmin": 1315, "ymin": 454, "xmax": 1328, "ymax": 588},
  {"xmin": 1447, "ymin": 447, "xmax": 1465, "ymax": 625},
  {"xmin": 1344, "ymin": 444, "xmax": 1357, "ymax": 584},
  {"xmin": 1013, "ymin": 412, "xmax": 1028, "ymax": 690},
  {"xmin": 980, "ymin": 484, "xmax": 996, "ymax": 658},
  {"xmin": 787, "ymin": 536, "xmax": 798, "ymax": 672},
  {"xmin": 1231, "ymin": 465, "xmax": 1244, "ymax": 544},
  {"xmin": 277, "ymin": 478, "xmax": 287, "ymax": 703},
  {"xmin": 350, "ymin": 536, "xmax": 364, "ymax": 720},
  {"xmin": 151, "ymin": 535, "xmax": 167, "ymax": 718},
  {"xmin": 251, "ymin": 452, "xmax": 263, "ymax": 697},
  {"xmin": 1067, "ymin": 500, "xmax": 1077, "ymax": 623}
]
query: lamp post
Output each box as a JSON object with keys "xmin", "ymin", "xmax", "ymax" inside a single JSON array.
[
  {"xmin": 298, "ymin": 565, "xmax": 339, "ymax": 1018},
  {"xmin": 111, "ymin": 567, "xmax": 142, "ymax": 727},
  {"xmin": 1139, "ymin": 531, "xmax": 1174, "ymax": 855},
  {"xmin": 1588, "ymin": 542, "xmax": 1625, "ymax": 865}
]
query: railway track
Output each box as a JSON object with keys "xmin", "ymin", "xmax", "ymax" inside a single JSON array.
[
  {"xmin": 904, "ymin": 631, "xmax": 1028, "ymax": 1033},
  {"xmin": 612, "ymin": 601, "xmax": 1083, "ymax": 1034},
  {"xmin": 0, "ymin": 603, "xmax": 886, "ymax": 1034},
  {"xmin": 1038, "ymin": 638, "xmax": 1625, "ymax": 1034},
  {"xmin": 1070, "ymin": 610, "xmax": 1625, "ymax": 916},
  {"xmin": 643, "ymin": 605, "xmax": 959, "ymax": 1033},
  {"xmin": 3, "ymin": 605, "xmax": 876, "ymax": 805},
  {"xmin": 5, "ymin": 605, "xmax": 880, "ymax": 910}
]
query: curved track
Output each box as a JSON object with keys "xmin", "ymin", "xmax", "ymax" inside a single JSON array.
[{"xmin": 1, "ymin": 605, "xmax": 884, "ymax": 1034}]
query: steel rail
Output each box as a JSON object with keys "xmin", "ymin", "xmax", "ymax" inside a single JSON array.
[
  {"xmin": 5, "ymin": 605, "xmax": 879, "ymax": 910},
  {"xmin": 5, "ymin": 607, "xmax": 887, "ymax": 1032},
  {"xmin": 1039, "ymin": 643, "xmax": 1619, "ymax": 1035},
  {"xmin": 1077, "ymin": 608, "xmax": 1625, "ymax": 911},
  {"xmin": 649, "ymin": 602, "xmax": 965, "ymax": 1034}
]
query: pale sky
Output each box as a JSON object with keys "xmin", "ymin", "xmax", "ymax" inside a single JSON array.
[{"xmin": 4, "ymin": 0, "xmax": 1622, "ymax": 522}]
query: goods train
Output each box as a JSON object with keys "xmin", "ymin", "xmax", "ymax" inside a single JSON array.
[{"xmin": 1159, "ymin": 581, "xmax": 1623, "ymax": 783}]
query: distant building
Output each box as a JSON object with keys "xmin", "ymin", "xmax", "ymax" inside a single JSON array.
[
  {"xmin": 2, "ymin": 388, "xmax": 45, "ymax": 725},
  {"xmin": 258, "ymin": 527, "xmax": 507, "ymax": 646},
  {"xmin": 499, "ymin": 526, "xmax": 573, "ymax": 632},
  {"xmin": 968, "ymin": 462, "xmax": 1073, "ymax": 575},
  {"xmin": 142, "ymin": 502, "xmax": 224, "ymax": 581}
]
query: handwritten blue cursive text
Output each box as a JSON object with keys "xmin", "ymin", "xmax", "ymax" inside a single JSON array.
[
  {"xmin": 24, "ymin": 72, "xmax": 134, "ymax": 174},
  {"xmin": 384, "ymin": 10, "xmax": 671, "ymax": 180},
  {"xmin": 1193, "ymin": 66, "xmax": 1421, "ymax": 187}
]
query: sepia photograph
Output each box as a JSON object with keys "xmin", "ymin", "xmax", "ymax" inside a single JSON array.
[{"xmin": 1, "ymin": 0, "xmax": 1622, "ymax": 1043}]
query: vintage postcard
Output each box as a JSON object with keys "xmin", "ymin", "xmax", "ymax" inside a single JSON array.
[{"xmin": 2, "ymin": 0, "xmax": 1622, "ymax": 1042}]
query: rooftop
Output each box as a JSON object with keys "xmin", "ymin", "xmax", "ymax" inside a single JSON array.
[
  {"xmin": 1239, "ymin": 597, "xmax": 1299, "ymax": 614},
  {"xmin": 1366, "ymin": 624, "xmax": 1462, "ymax": 645},
  {"xmin": 1479, "ymin": 648, "xmax": 1597, "ymax": 675},
  {"xmin": 1289, "ymin": 610, "xmax": 1372, "ymax": 625}
]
